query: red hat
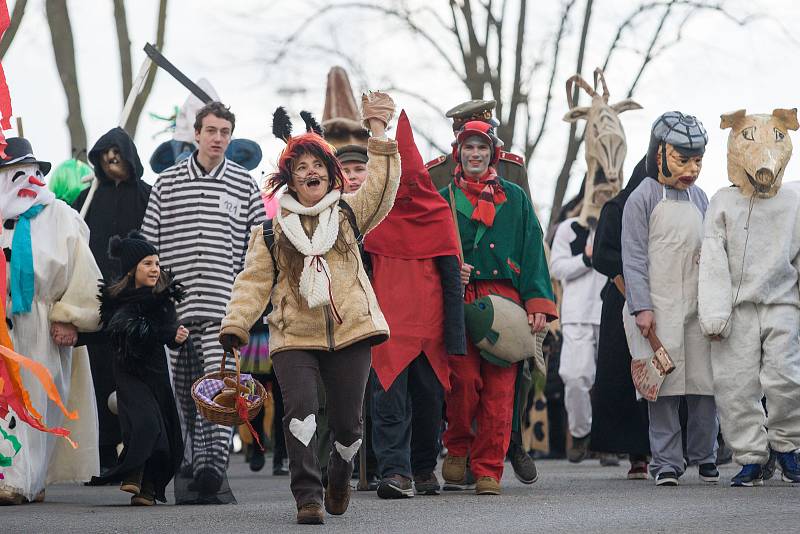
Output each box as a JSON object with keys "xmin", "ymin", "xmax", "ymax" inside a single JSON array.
[
  {"xmin": 364, "ymin": 110, "xmax": 460, "ymax": 260},
  {"xmin": 454, "ymin": 120, "xmax": 502, "ymax": 164}
]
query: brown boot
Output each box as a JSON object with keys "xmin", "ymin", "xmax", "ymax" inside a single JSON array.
[
  {"xmin": 0, "ymin": 487, "xmax": 25, "ymax": 506},
  {"xmin": 442, "ymin": 454, "xmax": 467, "ymax": 484},
  {"xmin": 324, "ymin": 482, "xmax": 351, "ymax": 515},
  {"xmin": 296, "ymin": 502, "xmax": 325, "ymax": 525},
  {"xmin": 475, "ymin": 476, "xmax": 501, "ymax": 495},
  {"xmin": 130, "ymin": 478, "xmax": 155, "ymax": 506},
  {"xmin": 120, "ymin": 469, "xmax": 143, "ymax": 495}
]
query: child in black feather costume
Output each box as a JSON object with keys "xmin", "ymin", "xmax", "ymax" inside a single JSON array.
[{"xmin": 89, "ymin": 231, "xmax": 188, "ymax": 505}]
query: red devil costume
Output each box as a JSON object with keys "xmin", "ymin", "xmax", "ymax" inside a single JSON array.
[{"xmin": 364, "ymin": 111, "xmax": 465, "ymax": 497}]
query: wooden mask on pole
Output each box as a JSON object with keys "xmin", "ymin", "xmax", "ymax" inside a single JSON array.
[
  {"xmin": 563, "ymin": 68, "xmax": 642, "ymax": 228},
  {"xmin": 720, "ymin": 108, "xmax": 799, "ymax": 199}
]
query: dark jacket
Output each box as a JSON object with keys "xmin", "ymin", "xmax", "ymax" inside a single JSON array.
[
  {"xmin": 589, "ymin": 156, "xmax": 650, "ymax": 456},
  {"xmin": 73, "ymin": 127, "xmax": 151, "ymax": 281},
  {"xmin": 99, "ymin": 279, "xmax": 185, "ymax": 373}
]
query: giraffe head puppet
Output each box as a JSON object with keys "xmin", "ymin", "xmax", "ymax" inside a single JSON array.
[
  {"xmin": 563, "ymin": 68, "xmax": 642, "ymax": 228},
  {"xmin": 720, "ymin": 108, "xmax": 798, "ymax": 199}
]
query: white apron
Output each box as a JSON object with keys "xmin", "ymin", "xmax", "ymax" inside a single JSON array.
[{"xmin": 623, "ymin": 186, "xmax": 713, "ymax": 397}]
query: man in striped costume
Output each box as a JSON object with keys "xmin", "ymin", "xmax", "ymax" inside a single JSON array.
[{"xmin": 141, "ymin": 102, "xmax": 265, "ymax": 503}]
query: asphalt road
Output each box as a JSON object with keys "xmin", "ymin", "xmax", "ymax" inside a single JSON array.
[{"xmin": 5, "ymin": 457, "xmax": 798, "ymax": 533}]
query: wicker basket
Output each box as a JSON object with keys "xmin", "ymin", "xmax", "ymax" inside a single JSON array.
[{"xmin": 191, "ymin": 348, "xmax": 267, "ymax": 426}]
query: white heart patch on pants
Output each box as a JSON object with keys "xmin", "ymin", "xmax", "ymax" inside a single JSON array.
[
  {"xmin": 334, "ymin": 439, "xmax": 362, "ymax": 462},
  {"xmin": 289, "ymin": 414, "xmax": 317, "ymax": 447}
]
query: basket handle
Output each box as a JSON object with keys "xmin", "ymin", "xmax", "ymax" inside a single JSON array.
[{"xmin": 221, "ymin": 348, "xmax": 242, "ymax": 386}]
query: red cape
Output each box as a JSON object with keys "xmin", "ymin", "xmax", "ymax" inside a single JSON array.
[
  {"xmin": 370, "ymin": 255, "xmax": 451, "ymax": 391},
  {"xmin": 366, "ymin": 111, "xmax": 461, "ymax": 390},
  {"xmin": 364, "ymin": 110, "xmax": 460, "ymax": 259}
]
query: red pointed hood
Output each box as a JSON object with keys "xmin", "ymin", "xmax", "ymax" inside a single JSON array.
[{"xmin": 364, "ymin": 110, "xmax": 461, "ymax": 260}]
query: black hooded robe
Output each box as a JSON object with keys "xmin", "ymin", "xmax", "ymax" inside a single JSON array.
[
  {"xmin": 589, "ymin": 157, "xmax": 650, "ymax": 457},
  {"xmin": 73, "ymin": 127, "xmax": 152, "ymax": 466}
]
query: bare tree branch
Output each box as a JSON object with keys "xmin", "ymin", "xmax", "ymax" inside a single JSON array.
[
  {"xmin": 384, "ymin": 85, "xmax": 446, "ymax": 120},
  {"xmin": 497, "ymin": 0, "xmax": 526, "ymax": 144},
  {"xmin": 601, "ymin": 0, "xmax": 763, "ymax": 74},
  {"xmin": 0, "ymin": 0, "xmax": 27, "ymax": 60},
  {"xmin": 113, "ymin": 0, "xmax": 133, "ymax": 102},
  {"xmin": 625, "ymin": 0, "xmax": 677, "ymax": 98},
  {"xmin": 267, "ymin": 2, "xmax": 466, "ymax": 85},
  {"xmin": 411, "ymin": 127, "xmax": 449, "ymax": 156},
  {"xmin": 123, "ymin": 0, "xmax": 167, "ymax": 138},
  {"xmin": 526, "ymin": 0, "xmax": 578, "ymax": 160},
  {"xmin": 46, "ymin": 0, "xmax": 87, "ymax": 160},
  {"xmin": 548, "ymin": 0, "xmax": 593, "ymax": 230},
  {"xmin": 416, "ymin": 5, "xmax": 455, "ymax": 33},
  {"xmin": 458, "ymin": 0, "xmax": 488, "ymax": 97}
]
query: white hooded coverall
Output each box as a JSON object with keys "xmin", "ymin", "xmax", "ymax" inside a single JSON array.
[{"xmin": 699, "ymin": 186, "xmax": 800, "ymax": 465}]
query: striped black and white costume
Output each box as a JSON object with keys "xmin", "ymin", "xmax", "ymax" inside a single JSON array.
[{"xmin": 141, "ymin": 152, "xmax": 265, "ymax": 498}]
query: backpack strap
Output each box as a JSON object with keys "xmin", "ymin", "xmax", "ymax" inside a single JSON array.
[
  {"xmin": 338, "ymin": 199, "xmax": 373, "ymax": 278},
  {"xmin": 262, "ymin": 219, "xmax": 275, "ymax": 250},
  {"xmin": 338, "ymin": 199, "xmax": 362, "ymax": 243},
  {"xmin": 262, "ymin": 219, "xmax": 278, "ymax": 283}
]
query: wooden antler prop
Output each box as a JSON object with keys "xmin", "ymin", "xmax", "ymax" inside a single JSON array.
[{"xmin": 593, "ymin": 68, "xmax": 610, "ymax": 103}]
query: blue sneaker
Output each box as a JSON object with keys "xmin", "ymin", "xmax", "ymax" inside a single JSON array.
[
  {"xmin": 731, "ymin": 464, "xmax": 764, "ymax": 487},
  {"xmin": 776, "ymin": 451, "xmax": 800, "ymax": 483}
]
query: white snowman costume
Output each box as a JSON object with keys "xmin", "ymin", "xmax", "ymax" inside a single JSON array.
[{"xmin": 0, "ymin": 145, "xmax": 101, "ymax": 503}]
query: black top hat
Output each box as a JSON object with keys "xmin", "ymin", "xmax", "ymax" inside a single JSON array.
[{"xmin": 0, "ymin": 137, "xmax": 52, "ymax": 176}]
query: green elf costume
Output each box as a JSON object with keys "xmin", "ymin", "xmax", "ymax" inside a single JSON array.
[{"xmin": 439, "ymin": 120, "xmax": 556, "ymax": 494}]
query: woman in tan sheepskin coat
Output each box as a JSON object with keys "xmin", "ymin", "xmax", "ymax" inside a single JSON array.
[{"xmin": 219, "ymin": 93, "xmax": 399, "ymax": 524}]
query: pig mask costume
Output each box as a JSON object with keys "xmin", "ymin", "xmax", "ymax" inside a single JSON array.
[{"xmin": 698, "ymin": 108, "xmax": 800, "ymax": 485}]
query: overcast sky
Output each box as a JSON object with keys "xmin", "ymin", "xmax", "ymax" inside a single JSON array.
[{"xmin": 4, "ymin": 0, "xmax": 800, "ymax": 223}]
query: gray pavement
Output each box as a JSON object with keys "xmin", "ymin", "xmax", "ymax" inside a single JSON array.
[{"xmin": 5, "ymin": 457, "xmax": 798, "ymax": 533}]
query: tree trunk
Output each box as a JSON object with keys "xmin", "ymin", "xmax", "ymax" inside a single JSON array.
[
  {"xmin": 0, "ymin": 0, "xmax": 28, "ymax": 60},
  {"xmin": 113, "ymin": 0, "xmax": 133, "ymax": 101},
  {"xmin": 45, "ymin": 0, "xmax": 87, "ymax": 161},
  {"xmin": 547, "ymin": 0, "xmax": 594, "ymax": 231},
  {"xmin": 497, "ymin": 0, "xmax": 527, "ymax": 147},
  {"xmin": 123, "ymin": 0, "xmax": 167, "ymax": 138}
]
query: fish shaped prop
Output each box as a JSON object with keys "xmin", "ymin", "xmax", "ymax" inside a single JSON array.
[
  {"xmin": 464, "ymin": 295, "xmax": 546, "ymax": 372},
  {"xmin": 630, "ymin": 331, "xmax": 676, "ymax": 402}
]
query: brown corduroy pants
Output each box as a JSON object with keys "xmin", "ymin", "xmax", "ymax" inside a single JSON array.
[{"xmin": 271, "ymin": 341, "xmax": 371, "ymax": 507}]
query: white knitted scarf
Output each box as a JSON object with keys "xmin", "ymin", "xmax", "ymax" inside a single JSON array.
[{"xmin": 275, "ymin": 189, "xmax": 342, "ymax": 310}]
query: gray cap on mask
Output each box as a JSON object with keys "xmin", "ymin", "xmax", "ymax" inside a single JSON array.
[{"xmin": 646, "ymin": 111, "xmax": 708, "ymax": 177}]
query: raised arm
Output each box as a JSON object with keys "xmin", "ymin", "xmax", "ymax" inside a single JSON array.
[
  {"xmin": 347, "ymin": 137, "xmax": 400, "ymax": 234},
  {"xmin": 345, "ymin": 92, "xmax": 401, "ymax": 234}
]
